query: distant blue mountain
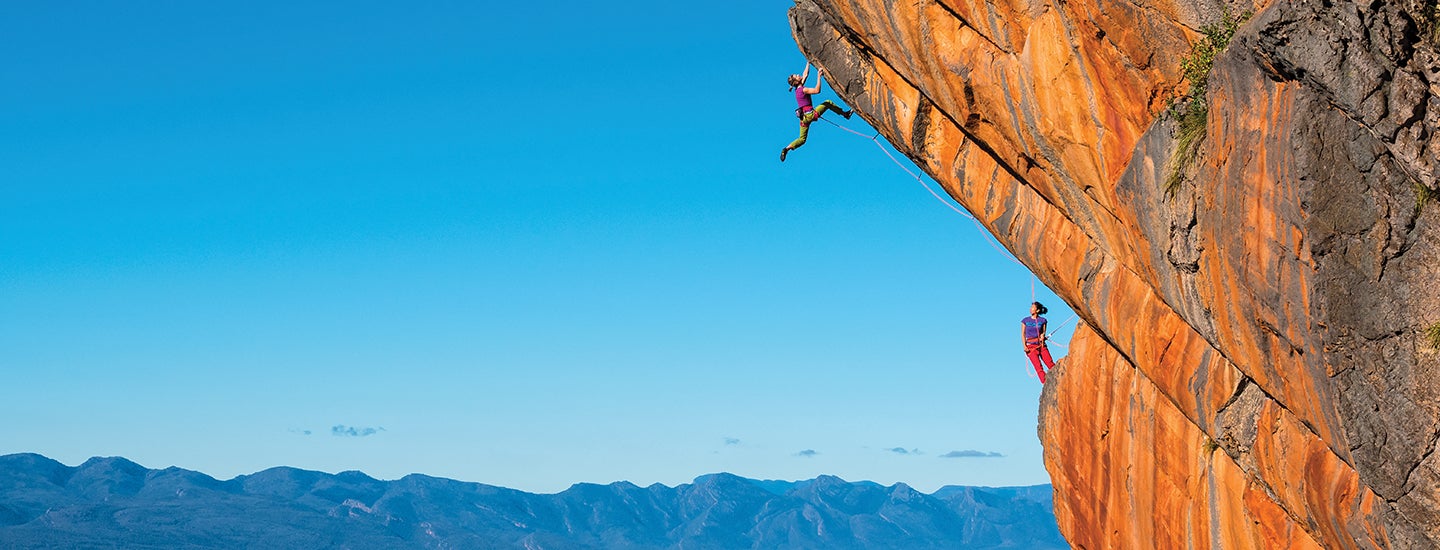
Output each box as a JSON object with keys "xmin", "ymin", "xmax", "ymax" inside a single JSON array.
[{"xmin": 0, "ymin": 453, "xmax": 1066, "ymax": 549}]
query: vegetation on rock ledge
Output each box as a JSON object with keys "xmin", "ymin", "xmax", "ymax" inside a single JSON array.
[
  {"xmin": 1165, "ymin": 11, "xmax": 1250, "ymax": 195},
  {"xmin": 1417, "ymin": 182, "xmax": 1440, "ymax": 215},
  {"xmin": 1404, "ymin": 0, "xmax": 1440, "ymax": 46}
]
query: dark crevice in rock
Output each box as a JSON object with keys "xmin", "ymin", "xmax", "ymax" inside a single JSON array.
[
  {"xmin": 793, "ymin": 2, "xmax": 1050, "ymax": 214},
  {"xmin": 1255, "ymin": 316, "xmax": 1305, "ymax": 357},
  {"xmin": 961, "ymin": 82, "xmax": 985, "ymax": 131},
  {"xmin": 798, "ymin": 0, "xmax": 1437, "ymax": 544},
  {"xmin": 1209, "ymin": 374, "xmax": 1323, "ymax": 536},
  {"xmin": 806, "ymin": 3, "xmax": 879, "ymax": 60},
  {"xmin": 911, "ymin": 97, "xmax": 934, "ymax": 156},
  {"xmin": 1399, "ymin": 429, "xmax": 1440, "ymax": 501},
  {"xmin": 1216, "ymin": 376, "xmax": 1255, "ymax": 414},
  {"xmin": 934, "ymin": 1, "xmax": 1011, "ymax": 53}
]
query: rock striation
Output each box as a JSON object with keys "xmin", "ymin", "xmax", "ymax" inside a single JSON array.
[{"xmin": 789, "ymin": 0, "xmax": 1439, "ymax": 547}]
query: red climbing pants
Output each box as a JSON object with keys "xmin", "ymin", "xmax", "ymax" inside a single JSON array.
[{"xmin": 1026, "ymin": 344, "xmax": 1055, "ymax": 383}]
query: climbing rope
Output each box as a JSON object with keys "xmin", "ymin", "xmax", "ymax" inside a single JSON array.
[
  {"xmin": 1048, "ymin": 313, "xmax": 1080, "ymax": 335},
  {"xmin": 1045, "ymin": 313, "xmax": 1080, "ymax": 343},
  {"xmin": 816, "ymin": 117, "xmax": 1027, "ymax": 269},
  {"xmin": 815, "ymin": 115, "xmax": 1082, "ymax": 380}
]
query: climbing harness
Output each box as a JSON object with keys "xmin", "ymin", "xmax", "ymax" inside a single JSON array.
[
  {"xmin": 815, "ymin": 116, "xmax": 1084, "ymax": 381},
  {"xmin": 1042, "ymin": 313, "xmax": 1080, "ymax": 348}
]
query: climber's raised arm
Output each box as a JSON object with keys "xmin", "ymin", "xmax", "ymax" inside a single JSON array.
[
  {"xmin": 804, "ymin": 69, "xmax": 823, "ymax": 95},
  {"xmin": 778, "ymin": 64, "xmax": 854, "ymax": 162}
]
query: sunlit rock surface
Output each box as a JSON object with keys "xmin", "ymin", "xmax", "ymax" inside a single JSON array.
[{"xmin": 790, "ymin": 0, "xmax": 1439, "ymax": 546}]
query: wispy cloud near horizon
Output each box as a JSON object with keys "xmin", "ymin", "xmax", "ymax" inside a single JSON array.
[
  {"xmin": 940, "ymin": 450, "xmax": 1004, "ymax": 458},
  {"xmin": 724, "ymin": 437, "xmax": 741, "ymax": 446},
  {"xmin": 794, "ymin": 449, "xmax": 819, "ymax": 458},
  {"xmin": 332, "ymin": 425, "xmax": 385, "ymax": 437},
  {"xmin": 887, "ymin": 447, "xmax": 923, "ymax": 455}
]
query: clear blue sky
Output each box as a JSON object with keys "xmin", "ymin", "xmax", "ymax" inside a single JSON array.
[{"xmin": 1, "ymin": 2, "xmax": 1072, "ymax": 493}]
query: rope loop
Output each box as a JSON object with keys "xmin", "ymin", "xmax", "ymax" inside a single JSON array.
[{"xmin": 816, "ymin": 117, "xmax": 1026, "ymax": 268}]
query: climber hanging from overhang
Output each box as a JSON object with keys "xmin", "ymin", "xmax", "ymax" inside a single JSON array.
[
  {"xmin": 1024, "ymin": 301, "xmax": 1056, "ymax": 383},
  {"xmin": 784, "ymin": 66, "xmax": 1077, "ymax": 385},
  {"xmin": 780, "ymin": 63, "xmax": 854, "ymax": 162}
]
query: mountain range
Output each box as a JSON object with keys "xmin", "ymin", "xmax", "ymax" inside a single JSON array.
[{"xmin": 0, "ymin": 453, "xmax": 1065, "ymax": 549}]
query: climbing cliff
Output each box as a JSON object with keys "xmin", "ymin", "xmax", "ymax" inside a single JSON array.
[{"xmin": 789, "ymin": 0, "xmax": 1440, "ymax": 547}]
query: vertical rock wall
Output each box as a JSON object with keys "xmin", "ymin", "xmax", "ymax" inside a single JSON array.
[{"xmin": 789, "ymin": 0, "xmax": 1439, "ymax": 546}]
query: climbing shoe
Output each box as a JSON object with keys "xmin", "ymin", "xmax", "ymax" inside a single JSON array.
[
  {"xmin": 780, "ymin": 147, "xmax": 789, "ymax": 162},
  {"xmin": 841, "ymin": 109, "xmax": 854, "ymax": 119}
]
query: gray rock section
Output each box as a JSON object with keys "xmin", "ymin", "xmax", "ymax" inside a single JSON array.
[
  {"xmin": 791, "ymin": 0, "xmax": 1439, "ymax": 546},
  {"xmin": 1236, "ymin": 1, "xmax": 1440, "ymax": 545}
]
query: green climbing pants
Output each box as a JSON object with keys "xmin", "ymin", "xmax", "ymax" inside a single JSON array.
[{"xmin": 787, "ymin": 101, "xmax": 841, "ymax": 150}]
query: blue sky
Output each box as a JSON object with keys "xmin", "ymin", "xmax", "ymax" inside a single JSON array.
[{"xmin": 0, "ymin": 2, "xmax": 1072, "ymax": 493}]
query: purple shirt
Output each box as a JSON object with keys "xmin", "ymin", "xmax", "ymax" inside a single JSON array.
[
  {"xmin": 1022, "ymin": 316, "xmax": 1047, "ymax": 340},
  {"xmin": 795, "ymin": 87, "xmax": 813, "ymax": 114}
]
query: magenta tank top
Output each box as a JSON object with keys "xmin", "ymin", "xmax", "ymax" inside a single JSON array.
[{"xmin": 795, "ymin": 87, "xmax": 813, "ymax": 113}]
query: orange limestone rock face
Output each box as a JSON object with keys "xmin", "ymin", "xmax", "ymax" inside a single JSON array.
[
  {"xmin": 791, "ymin": 0, "xmax": 1440, "ymax": 547},
  {"xmin": 1041, "ymin": 326, "xmax": 1327, "ymax": 550}
]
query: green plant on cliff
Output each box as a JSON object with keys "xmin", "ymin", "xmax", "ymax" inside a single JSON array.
[
  {"xmin": 1405, "ymin": 0, "xmax": 1440, "ymax": 46},
  {"xmin": 1167, "ymin": 100, "xmax": 1208, "ymax": 195},
  {"xmin": 1164, "ymin": 11, "xmax": 1250, "ymax": 195},
  {"xmin": 1426, "ymin": 322, "xmax": 1440, "ymax": 350},
  {"xmin": 1417, "ymin": 181, "xmax": 1440, "ymax": 215}
]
